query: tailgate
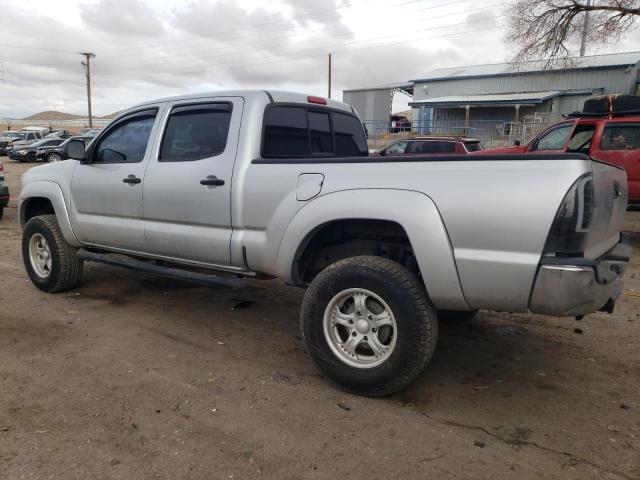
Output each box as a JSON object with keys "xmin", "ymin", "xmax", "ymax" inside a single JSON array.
[{"xmin": 584, "ymin": 160, "xmax": 628, "ymax": 258}]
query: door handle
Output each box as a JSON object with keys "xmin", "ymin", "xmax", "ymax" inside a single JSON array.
[
  {"xmin": 122, "ymin": 175, "xmax": 142, "ymax": 184},
  {"xmin": 200, "ymin": 175, "xmax": 225, "ymax": 186}
]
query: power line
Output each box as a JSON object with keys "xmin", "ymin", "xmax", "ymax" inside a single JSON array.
[
  {"xmin": 106, "ymin": 2, "xmax": 496, "ymax": 70},
  {"xmin": 100, "ymin": 0, "xmax": 456, "ymax": 58},
  {"xmin": 102, "ymin": 12, "xmax": 502, "ymax": 75},
  {"xmin": 100, "ymin": 18, "xmax": 502, "ymax": 80},
  {"xmin": 0, "ymin": 43, "xmax": 77, "ymax": 55}
]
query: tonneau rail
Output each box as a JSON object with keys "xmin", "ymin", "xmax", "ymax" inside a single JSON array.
[{"xmin": 252, "ymin": 153, "xmax": 591, "ymax": 164}]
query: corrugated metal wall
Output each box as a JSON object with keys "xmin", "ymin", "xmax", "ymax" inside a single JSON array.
[
  {"xmin": 413, "ymin": 66, "xmax": 639, "ymax": 102},
  {"xmin": 342, "ymin": 89, "xmax": 392, "ymax": 123}
]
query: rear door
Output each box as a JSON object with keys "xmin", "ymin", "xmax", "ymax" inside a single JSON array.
[
  {"xmin": 141, "ymin": 96, "xmax": 243, "ymax": 266},
  {"xmin": 591, "ymin": 121, "xmax": 640, "ymax": 202}
]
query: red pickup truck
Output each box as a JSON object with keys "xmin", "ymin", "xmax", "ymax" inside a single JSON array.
[{"xmin": 479, "ymin": 115, "xmax": 640, "ymax": 206}]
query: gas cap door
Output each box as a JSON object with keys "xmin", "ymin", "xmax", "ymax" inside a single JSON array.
[{"xmin": 296, "ymin": 173, "xmax": 325, "ymax": 201}]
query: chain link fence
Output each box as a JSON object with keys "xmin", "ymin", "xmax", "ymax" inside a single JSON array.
[{"xmin": 364, "ymin": 119, "xmax": 552, "ymax": 151}]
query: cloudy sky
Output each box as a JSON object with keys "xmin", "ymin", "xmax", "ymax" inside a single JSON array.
[{"xmin": 1, "ymin": 0, "xmax": 639, "ymax": 118}]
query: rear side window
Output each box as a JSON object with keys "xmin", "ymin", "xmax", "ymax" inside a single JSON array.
[
  {"xmin": 407, "ymin": 141, "xmax": 455, "ymax": 153},
  {"xmin": 160, "ymin": 103, "xmax": 232, "ymax": 162},
  {"xmin": 600, "ymin": 124, "xmax": 640, "ymax": 150},
  {"xmin": 262, "ymin": 105, "xmax": 367, "ymax": 158},
  {"xmin": 309, "ymin": 111, "xmax": 332, "ymax": 154},
  {"xmin": 262, "ymin": 107, "xmax": 309, "ymax": 156}
]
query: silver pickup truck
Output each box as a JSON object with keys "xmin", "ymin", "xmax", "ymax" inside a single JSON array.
[{"xmin": 19, "ymin": 90, "xmax": 632, "ymax": 396}]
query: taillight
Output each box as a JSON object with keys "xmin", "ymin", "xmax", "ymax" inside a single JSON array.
[{"xmin": 543, "ymin": 174, "xmax": 594, "ymax": 256}]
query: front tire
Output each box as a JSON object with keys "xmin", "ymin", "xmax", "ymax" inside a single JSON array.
[
  {"xmin": 47, "ymin": 152, "xmax": 62, "ymax": 163},
  {"xmin": 300, "ymin": 256, "xmax": 438, "ymax": 397},
  {"xmin": 22, "ymin": 214, "xmax": 83, "ymax": 293}
]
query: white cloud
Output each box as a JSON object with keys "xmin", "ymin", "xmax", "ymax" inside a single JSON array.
[{"xmin": 0, "ymin": 0, "xmax": 637, "ymax": 118}]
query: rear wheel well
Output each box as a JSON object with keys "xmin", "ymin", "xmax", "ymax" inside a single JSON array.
[
  {"xmin": 23, "ymin": 197, "xmax": 55, "ymax": 224},
  {"xmin": 295, "ymin": 219, "xmax": 419, "ymax": 284}
]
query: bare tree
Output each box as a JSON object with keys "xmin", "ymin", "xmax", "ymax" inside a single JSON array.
[{"xmin": 505, "ymin": 1, "xmax": 640, "ymax": 66}]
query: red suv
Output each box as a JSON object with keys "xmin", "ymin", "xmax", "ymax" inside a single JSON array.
[
  {"xmin": 374, "ymin": 136, "xmax": 483, "ymax": 156},
  {"xmin": 479, "ymin": 116, "xmax": 640, "ymax": 206}
]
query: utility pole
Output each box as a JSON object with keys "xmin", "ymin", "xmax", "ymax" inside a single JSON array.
[
  {"xmin": 580, "ymin": 0, "xmax": 591, "ymax": 56},
  {"xmin": 79, "ymin": 52, "xmax": 96, "ymax": 127},
  {"xmin": 328, "ymin": 53, "xmax": 332, "ymax": 99}
]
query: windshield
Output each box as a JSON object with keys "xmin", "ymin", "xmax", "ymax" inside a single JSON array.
[
  {"xmin": 31, "ymin": 139, "xmax": 50, "ymax": 148},
  {"xmin": 1, "ymin": 132, "xmax": 25, "ymax": 139},
  {"xmin": 464, "ymin": 141, "xmax": 483, "ymax": 152}
]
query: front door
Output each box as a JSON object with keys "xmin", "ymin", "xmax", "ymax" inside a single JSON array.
[
  {"xmin": 141, "ymin": 97, "xmax": 243, "ymax": 266},
  {"xmin": 69, "ymin": 107, "xmax": 162, "ymax": 251}
]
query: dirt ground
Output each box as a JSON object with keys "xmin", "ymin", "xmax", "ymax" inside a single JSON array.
[{"xmin": 1, "ymin": 159, "xmax": 639, "ymax": 480}]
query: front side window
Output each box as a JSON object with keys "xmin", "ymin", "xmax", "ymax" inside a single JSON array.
[
  {"xmin": 95, "ymin": 113, "xmax": 156, "ymax": 163},
  {"xmin": 385, "ymin": 141, "xmax": 407, "ymax": 155},
  {"xmin": 534, "ymin": 124, "xmax": 573, "ymax": 151},
  {"xmin": 160, "ymin": 103, "xmax": 232, "ymax": 162},
  {"xmin": 600, "ymin": 124, "xmax": 640, "ymax": 150}
]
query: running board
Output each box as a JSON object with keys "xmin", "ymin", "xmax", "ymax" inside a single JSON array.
[{"xmin": 77, "ymin": 249, "xmax": 247, "ymax": 288}]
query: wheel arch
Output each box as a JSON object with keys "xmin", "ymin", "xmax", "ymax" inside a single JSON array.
[
  {"xmin": 19, "ymin": 181, "xmax": 81, "ymax": 247},
  {"xmin": 275, "ymin": 189, "xmax": 469, "ymax": 311}
]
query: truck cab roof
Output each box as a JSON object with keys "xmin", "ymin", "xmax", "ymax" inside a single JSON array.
[{"xmin": 129, "ymin": 90, "xmax": 353, "ymax": 116}]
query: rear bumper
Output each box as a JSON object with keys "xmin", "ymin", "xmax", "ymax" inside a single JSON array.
[{"xmin": 529, "ymin": 234, "xmax": 632, "ymax": 317}]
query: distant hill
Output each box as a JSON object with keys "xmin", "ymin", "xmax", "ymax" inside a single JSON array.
[
  {"xmin": 22, "ymin": 111, "xmax": 84, "ymax": 121},
  {"xmin": 102, "ymin": 111, "xmax": 122, "ymax": 119}
]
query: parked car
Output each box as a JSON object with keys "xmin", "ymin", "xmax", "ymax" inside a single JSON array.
[
  {"xmin": 0, "ymin": 130, "xmax": 41, "ymax": 155},
  {"xmin": 374, "ymin": 136, "xmax": 483, "ymax": 156},
  {"xmin": 6, "ymin": 130, "xmax": 44, "ymax": 152},
  {"xmin": 45, "ymin": 130, "xmax": 71, "ymax": 139},
  {"xmin": 36, "ymin": 138, "xmax": 69, "ymax": 162},
  {"xmin": 0, "ymin": 161, "xmax": 9, "ymax": 219},
  {"xmin": 77, "ymin": 128, "xmax": 102, "ymax": 136},
  {"xmin": 21, "ymin": 126, "xmax": 49, "ymax": 136},
  {"xmin": 19, "ymin": 90, "xmax": 631, "ymax": 396},
  {"xmin": 479, "ymin": 115, "xmax": 640, "ymax": 206},
  {"xmin": 390, "ymin": 115, "xmax": 411, "ymax": 133},
  {"xmin": 8, "ymin": 138, "xmax": 65, "ymax": 163}
]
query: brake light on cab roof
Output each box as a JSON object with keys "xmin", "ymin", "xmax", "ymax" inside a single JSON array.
[{"xmin": 307, "ymin": 96, "xmax": 327, "ymax": 105}]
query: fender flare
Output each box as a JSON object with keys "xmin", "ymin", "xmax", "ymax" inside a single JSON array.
[
  {"xmin": 275, "ymin": 188, "xmax": 469, "ymax": 311},
  {"xmin": 19, "ymin": 181, "xmax": 81, "ymax": 247}
]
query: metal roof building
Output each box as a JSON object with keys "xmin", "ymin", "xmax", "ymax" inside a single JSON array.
[{"xmin": 342, "ymin": 52, "xmax": 640, "ymax": 138}]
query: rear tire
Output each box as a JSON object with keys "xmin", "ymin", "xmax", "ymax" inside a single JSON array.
[
  {"xmin": 0, "ymin": 207, "xmax": 3, "ymax": 220},
  {"xmin": 22, "ymin": 214, "xmax": 83, "ymax": 293},
  {"xmin": 300, "ymin": 255, "xmax": 438, "ymax": 397},
  {"xmin": 47, "ymin": 152, "xmax": 62, "ymax": 163}
]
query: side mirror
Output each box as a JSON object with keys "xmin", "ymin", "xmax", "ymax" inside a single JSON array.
[
  {"xmin": 380, "ymin": 149, "xmax": 386, "ymax": 156},
  {"xmin": 65, "ymin": 139, "xmax": 86, "ymax": 161},
  {"xmin": 514, "ymin": 140, "xmax": 521, "ymax": 146}
]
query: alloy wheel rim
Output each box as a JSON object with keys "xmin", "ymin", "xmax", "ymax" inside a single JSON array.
[
  {"xmin": 323, "ymin": 288, "xmax": 397, "ymax": 369},
  {"xmin": 29, "ymin": 233, "xmax": 52, "ymax": 279}
]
